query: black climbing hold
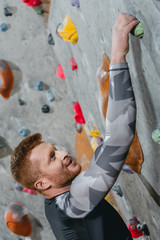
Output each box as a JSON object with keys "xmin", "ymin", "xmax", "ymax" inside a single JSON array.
[
  {"xmin": 48, "ymin": 33, "xmax": 55, "ymax": 45},
  {"xmin": 4, "ymin": 7, "xmax": 12, "ymax": 17},
  {"xmin": 18, "ymin": 98, "xmax": 25, "ymax": 105},
  {"xmin": 41, "ymin": 104, "xmax": 50, "ymax": 113},
  {"xmin": 112, "ymin": 185, "xmax": 123, "ymax": 197}
]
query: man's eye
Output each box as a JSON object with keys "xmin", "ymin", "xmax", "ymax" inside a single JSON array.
[
  {"xmin": 51, "ymin": 155, "xmax": 55, "ymax": 160},
  {"xmin": 54, "ymin": 147, "xmax": 57, "ymax": 150}
]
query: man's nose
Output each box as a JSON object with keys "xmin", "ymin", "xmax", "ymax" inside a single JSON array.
[{"xmin": 56, "ymin": 150, "xmax": 69, "ymax": 160}]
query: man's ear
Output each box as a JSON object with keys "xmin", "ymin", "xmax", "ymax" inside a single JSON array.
[{"xmin": 34, "ymin": 177, "xmax": 51, "ymax": 191}]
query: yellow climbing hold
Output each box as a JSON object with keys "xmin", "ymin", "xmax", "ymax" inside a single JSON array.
[
  {"xmin": 57, "ymin": 15, "xmax": 78, "ymax": 43},
  {"xmin": 85, "ymin": 115, "xmax": 101, "ymax": 138}
]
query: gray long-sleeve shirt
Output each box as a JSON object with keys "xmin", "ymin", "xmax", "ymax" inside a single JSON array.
[{"xmin": 45, "ymin": 62, "xmax": 136, "ymax": 239}]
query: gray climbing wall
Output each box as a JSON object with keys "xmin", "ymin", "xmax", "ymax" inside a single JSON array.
[{"xmin": 48, "ymin": 0, "xmax": 160, "ymax": 239}]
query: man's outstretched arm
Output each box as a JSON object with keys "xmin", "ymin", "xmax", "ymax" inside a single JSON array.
[{"xmin": 56, "ymin": 13, "xmax": 139, "ymax": 218}]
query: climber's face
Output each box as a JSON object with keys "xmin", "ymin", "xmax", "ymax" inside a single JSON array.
[{"xmin": 28, "ymin": 142, "xmax": 81, "ymax": 190}]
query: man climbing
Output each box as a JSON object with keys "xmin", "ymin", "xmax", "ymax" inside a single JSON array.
[{"xmin": 10, "ymin": 13, "xmax": 139, "ymax": 240}]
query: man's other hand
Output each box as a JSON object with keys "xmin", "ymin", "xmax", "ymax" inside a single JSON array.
[{"xmin": 110, "ymin": 13, "xmax": 139, "ymax": 63}]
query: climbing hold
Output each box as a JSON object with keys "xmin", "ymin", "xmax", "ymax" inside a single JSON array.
[
  {"xmin": 34, "ymin": 81, "xmax": 44, "ymax": 91},
  {"xmin": 48, "ymin": 33, "xmax": 55, "ymax": 45},
  {"xmin": 122, "ymin": 164, "xmax": 134, "ymax": 174},
  {"xmin": 0, "ymin": 60, "xmax": 14, "ymax": 99},
  {"xmin": 127, "ymin": 217, "xmax": 144, "ymax": 239},
  {"xmin": 36, "ymin": 9, "xmax": 44, "ymax": 15},
  {"xmin": 56, "ymin": 64, "xmax": 65, "ymax": 79},
  {"xmin": 75, "ymin": 123, "xmax": 82, "ymax": 133},
  {"xmin": 90, "ymin": 136, "xmax": 103, "ymax": 152},
  {"xmin": 41, "ymin": 104, "xmax": 50, "ymax": 113},
  {"xmin": 14, "ymin": 182, "xmax": 24, "ymax": 191},
  {"xmin": 69, "ymin": 57, "xmax": 78, "ymax": 70},
  {"xmin": 4, "ymin": 7, "xmax": 12, "ymax": 16},
  {"xmin": 70, "ymin": 0, "xmax": 80, "ymax": 7},
  {"xmin": 19, "ymin": 128, "xmax": 29, "ymax": 137},
  {"xmin": 112, "ymin": 185, "xmax": 123, "ymax": 197},
  {"xmin": 0, "ymin": 139, "xmax": 6, "ymax": 148},
  {"xmin": 5, "ymin": 201, "xmax": 32, "ymax": 237},
  {"xmin": 0, "ymin": 23, "xmax": 8, "ymax": 32},
  {"xmin": 137, "ymin": 223, "xmax": 150, "ymax": 236},
  {"xmin": 18, "ymin": 98, "xmax": 25, "ymax": 105},
  {"xmin": 72, "ymin": 101, "xmax": 85, "ymax": 124},
  {"xmin": 85, "ymin": 115, "xmax": 101, "ymax": 138},
  {"xmin": 46, "ymin": 89, "xmax": 55, "ymax": 102},
  {"xmin": 56, "ymin": 15, "xmax": 78, "ymax": 43},
  {"xmin": 21, "ymin": 0, "xmax": 42, "ymax": 7},
  {"xmin": 23, "ymin": 188, "xmax": 35, "ymax": 194},
  {"xmin": 131, "ymin": 22, "xmax": 144, "ymax": 38},
  {"xmin": 152, "ymin": 128, "xmax": 160, "ymax": 144}
]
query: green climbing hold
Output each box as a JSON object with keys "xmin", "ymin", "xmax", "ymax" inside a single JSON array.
[
  {"xmin": 36, "ymin": 9, "xmax": 44, "ymax": 15},
  {"xmin": 131, "ymin": 22, "xmax": 144, "ymax": 38},
  {"xmin": 0, "ymin": 139, "xmax": 6, "ymax": 148},
  {"xmin": 152, "ymin": 128, "xmax": 160, "ymax": 144},
  {"xmin": 18, "ymin": 98, "xmax": 25, "ymax": 105}
]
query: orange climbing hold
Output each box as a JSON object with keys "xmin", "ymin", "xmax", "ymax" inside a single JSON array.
[
  {"xmin": 0, "ymin": 60, "xmax": 14, "ymax": 99},
  {"xmin": 56, "ymin": 64, "xmax": 65, "ymax": 79},
  {"xmin": 97, "ymin": 53, "xmax": 144, "ymax": 173},
  {"xmin": 5, "ymin": 201, "xmax": 32, "ymax": 237},
  {"xmin": 56, "ymin": 15, "xmax": 78, "ymax": 43}
]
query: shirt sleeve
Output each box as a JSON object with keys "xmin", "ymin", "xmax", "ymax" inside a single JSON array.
[{"xmin": 55, "ymin": 62, "xmax": 136, "ymax": 218}]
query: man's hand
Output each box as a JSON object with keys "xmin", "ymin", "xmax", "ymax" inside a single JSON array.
[{"xmin": 110, "ymin": 13, "xmax": 139, "ymax": 63}]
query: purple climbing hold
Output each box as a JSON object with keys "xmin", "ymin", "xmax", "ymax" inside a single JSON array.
[
  {"xmin": 14, "ymin": 182, "xmax": 24, "ymax": 191},
  {"xmin": 122, "ymin": 164, "xmax": 134, "ymax": 174},
  {"xmin": 70, "ymin": 0, "xmax": 80, "ymax": 8}
]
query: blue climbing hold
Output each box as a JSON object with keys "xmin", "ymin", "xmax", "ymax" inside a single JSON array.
[
  {"xmin": 0, "ymin": 139, "xmax": 6, "ymax": 148},
  {"xmin": 47, "ymin": 90, "xmax": 55, "ymax": 102},
  {"xmin": 0, "ymin": 23, "xmax": 8, "ymax": 32},
  {"xmin": 70, "ymin": 0, "xmax": 80, "ymax": 7},
  {"xmin": 19, "ymin": 128, "xmax": 29, "ymax": 137},
  {"xmin": 34, "ymin": 81, "xmax": 44, "ymax": 91}
]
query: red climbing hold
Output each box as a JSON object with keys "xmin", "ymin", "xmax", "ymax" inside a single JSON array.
[
  {"xmin": 72, "ymin": 101, "xmax": 85, "ymax": 124},
  {"xmin": 22, "ymin": 0, "xmax": 42, "ymax": 7},
  {"xmin": 0, "ymin": 60, "xmax": 14, "ymax": 99},
  {"xmin": 69, "ymin": 57, "xmax": 78, "ymax": 70},
  {"xmin": 127, "ymin": 217, "xmax": 144, "ymax": 239},
  {"xmin": 56, "ymin": 64, "xmax": 65, "ymax": 79}
]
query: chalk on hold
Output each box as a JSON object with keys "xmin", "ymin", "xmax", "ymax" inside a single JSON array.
[
  {"xmin": 5, "ymin": 201, "xmax": 32, "ymax": 237},
  {"xmin": 152, "ymin": 128, "xmax": 160, "ymax": 144},
  {"xmin": 0, "ymin": 60, "xmax": 14, "ymax": 99},
  {"xmin": 48, "ymin": 33, "xmax": 55, "ymax": 45},
  {"xmin": 70, "ymin": 0, "xmax": 80, "ymax": 8},
  {"xmin": 72, "ymin": 101, "xmax": 85, "ymax": 124},
  {"xmin": 0, "ymin": 23, "xmax": 8, "ymax": 32},
  {"xmin": 69, "ymin": 57, "xmax": 78, "ymax": 70},
  {"xmin": 22, "ymin": 0, "xmax": 42, "ymax": 7},
  {"xmin": 131, "ymin": 22, "xmax": 144, "ymax": 38},
  {"xmin": 56, "ymin": 15, "xmax": 78, "ymax": 43},
  {"xmin": 56, "ymin": 64, "xmax": 65, "ymax": 79},
  {"xmin": 19, "ymin": 128, "xmax": 29, "ymax": 137},
  {"xmin": 47, "ymin": 90, "xmax": 55, "ymax": 102},
  {"xmin": 34, "ymin": 81, "xmax": 44, "ymax": 91},
  {"xmin": 4, "ymin": 7, "xmax": 12, "ymax": 16},
  {"xmin": 41, "ymin": 104, "xmax": 50, "ymax": 113}
]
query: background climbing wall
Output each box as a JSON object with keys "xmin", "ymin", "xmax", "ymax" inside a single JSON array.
[
  {"xmin": 48, "ymin": 0, "xmax": 160, "ymax": 239},
  {"xmin": 0, "ymin": 0, "xmax": 160, "ymax": 239}
]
